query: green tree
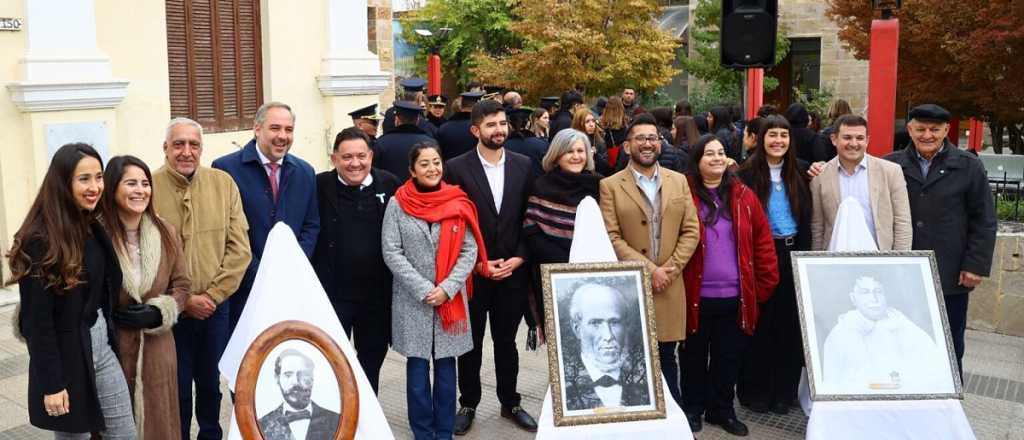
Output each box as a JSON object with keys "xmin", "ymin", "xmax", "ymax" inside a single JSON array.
[
  {"xmin": 471, "ymin": 0, "xmax": 680, "ymax": 100},
  {"xmin": 399, "ymin": 0, "xmax": 522, "ymax": 87},
  {"xmin": 683, "ymin": 0, "xmax": 790, "ymax": 108}
]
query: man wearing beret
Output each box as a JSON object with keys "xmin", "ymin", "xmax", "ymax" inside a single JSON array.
[{"xmin": 884, "ymin": 104, "xmax": 997, "ymax": 376}]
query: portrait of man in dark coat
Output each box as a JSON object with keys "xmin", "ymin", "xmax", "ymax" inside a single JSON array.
[
  {"xmin": 560, "ymin": 283, "xmax": 651, "ymax": 411},
  {"xmin": 258, "ymin": 348, "xmax": 340, "ymax": 440}
]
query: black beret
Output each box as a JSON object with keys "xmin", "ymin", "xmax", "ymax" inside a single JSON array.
[{"xmin": 909, "ymin": 104, "xmax": 951, "ymax": 123}]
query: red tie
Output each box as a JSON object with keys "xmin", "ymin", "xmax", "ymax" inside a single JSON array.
[{"xmin": 267, "ymin": 162, "xmax": 280, "ymax": 201}]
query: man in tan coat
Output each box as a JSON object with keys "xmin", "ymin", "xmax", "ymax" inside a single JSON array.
[
  {"xmin": 599, "ymin": 113, "xmax": 700, "ymax": 408},
  {"xmin": 811, "ymin": 115, "xmax": 912, "ymax": 251},
  {"xmin": 152, "ymin": 117, "xmax": 251, "ymax": 440}
]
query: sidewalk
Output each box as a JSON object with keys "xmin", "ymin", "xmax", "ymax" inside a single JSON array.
[{"xmin": 0, "ymin": 305, "xmax": 1021, "ymax": 439}]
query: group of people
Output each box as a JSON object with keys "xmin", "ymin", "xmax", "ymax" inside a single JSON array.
[{"xmin": 9, "ymin": 78, "xmax": 996, "ymax": 440}]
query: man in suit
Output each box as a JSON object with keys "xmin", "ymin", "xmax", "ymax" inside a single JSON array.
[
  {"xmin": 885, "ymin": 104, "xmax": 997, "ymax": 376},
  {"xmin": 810, "ymin": 114, "xmax": 913, "ymax": 251},
  {"xmin": 258, "ymin": 349, "xmax": 340, "ymax": 440},
  {"xmin": 313, "ymin": 127, "xmax": 400, "ymax": 393},
  {"xmin": 445, "ymin": 99, "xmax": 538, "ymax": 434},
  {"xmin": 212, "ymin": 101, "xmax": 320, "ymax": 332},
  {"xmin": 562, "ymin": 283, "xmax": 650, "ymax": 411},
  {"xmin": 599, "ymin": 113, "xmax": 700, "ymax": 419},
  {"xmin": 437, "ymin": 91, "xmax": 484, "ymax": 161},
  {"xmin": 374, "ymin": 101, "xmax": 435, "ymax": 181}
]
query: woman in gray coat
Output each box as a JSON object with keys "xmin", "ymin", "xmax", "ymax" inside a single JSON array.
[{"xmin": 382, "ymin": 142, "xmax": 490, "ymax": 440}]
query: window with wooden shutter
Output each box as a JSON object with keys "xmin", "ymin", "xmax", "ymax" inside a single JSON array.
[{"xmin": 166, "ymin": 0, "xmax": 263, "ymax": 133}]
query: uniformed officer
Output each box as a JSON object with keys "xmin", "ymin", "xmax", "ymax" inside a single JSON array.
[
  {"xmin": 374, "ymin": 100, "xmax": 435, "ymax": 181},
  {"xmin": 539, "ymin": 96, "xmax": 560, "ymax": 114},
  {"xmin": 426, "ymin": 94, "xmax": 449, "ymax": 128},
  {"xmin": 436, "ymin": 91, "xmax": 484, "ymax": 161},
  {"xmin": 504, "ymin": 107, "xmax": 547, "ymax": 175},
  {"xmin": 349, "ymin": 103, "xmax": 383, "ymax": 153},
  {"xmin": 382, "ymin": 78, "xmax": 437, "ymax": 138}
]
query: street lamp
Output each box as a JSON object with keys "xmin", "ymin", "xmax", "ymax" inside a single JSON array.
[{"xmin": 871, "ymin": 0, "xmax": 902, "ymax": 19}]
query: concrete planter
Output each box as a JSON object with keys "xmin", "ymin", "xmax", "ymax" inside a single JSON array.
[{"xmin": 967, "ymin": 230, "xmax": 1024, "ymax": 336}]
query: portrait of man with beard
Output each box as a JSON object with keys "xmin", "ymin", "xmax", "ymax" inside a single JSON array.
[
  {"xmin": 561, "ymin": 283, "xmax": 651, "ymax": 411},
  {"xmin": 258, "ymin": 348, "xmax": 340, "ymax": 440}
]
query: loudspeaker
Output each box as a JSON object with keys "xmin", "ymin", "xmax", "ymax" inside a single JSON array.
[{"xmin": 720, "ymin": 0, "xmax": 778, "ymax": 68}]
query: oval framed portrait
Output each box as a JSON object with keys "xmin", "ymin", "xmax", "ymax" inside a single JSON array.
[{"xmin": 235, "ymin": 320, "xmax": 360, "ymax": 440}]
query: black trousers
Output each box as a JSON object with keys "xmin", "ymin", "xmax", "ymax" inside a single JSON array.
[
  {"xmin": 659, "ymin": 342, "xmax": 682, "ymax": 406},
  {"xmin": 681, "ymin": 297, "xmax": 748, "ymax": 421},
  {"xmin": 737, "ymin": 238, "xmax": 803, "ymax": 406},
  {"xmin": 334, "ymin": 299, "xmax": 390, "ymax": 394},
  {"xmin": 457, "ymin": 276, "xmax": 526, "ymax": 408},
  {"xmin": 944, "ymin": 293, "xmax": 969, "ymax": 379}
]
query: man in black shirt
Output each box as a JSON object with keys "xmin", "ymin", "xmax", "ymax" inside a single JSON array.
[{"xmin": 312, "ymin": 127, "xmax": 401, "ymax": 393}]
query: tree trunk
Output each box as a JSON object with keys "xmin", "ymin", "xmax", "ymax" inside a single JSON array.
[
  {"xmin": 1008, "ymin": 124, "xmax": 1024, "ymax": 155},
  {"xmin": 992, "ymin": 122, "xmax": 1004, "ymax": 154}
]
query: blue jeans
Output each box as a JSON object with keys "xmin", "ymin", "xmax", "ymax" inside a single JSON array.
[
  {"xmin": 407, "ymin": 357, "xmax": 456, "ymax": 440},
  {"xmin": 174, "ymin": 302, "xmax": 229, "ymax": 440}
]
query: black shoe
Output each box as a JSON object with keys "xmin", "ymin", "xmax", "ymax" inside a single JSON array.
[
  {"xmin": 500, "ymin": 405, "xmax": 538, "ymax": 432},
  {"xmin": 685, "ymin": 412, "xmax": 703, "ymax": 432},
  {"xmin": 770, "ymin": 401, "xmax": 790, "ymax": 415},
  {"xmin": 741, "ymin": 400, "xmax": 770, "ymax": 414},
  {"xmin": 707, "ymin": 416, "xmax": 749, "ymax": 437},
  {"xmin": 453, "ymin": 407, "xmax": 475, "ymax": 435}
]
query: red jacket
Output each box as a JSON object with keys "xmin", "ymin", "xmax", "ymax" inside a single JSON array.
[{"xmin": 683, "ymin": 180, "xmax": 779, "ymax": 336}]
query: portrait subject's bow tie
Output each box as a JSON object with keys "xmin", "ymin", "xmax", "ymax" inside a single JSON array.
[
  {"xmin": 283, "ymin": 409, "xmax": 311, "ymax": 423},
  {"xmin": 593, "ymin": 375, "xmax": 620, "ymax": 388}
]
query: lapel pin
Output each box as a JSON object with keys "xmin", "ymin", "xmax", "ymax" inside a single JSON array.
[{"xmin": 376, "ymin": 193, "xmax": 386, "ymax": 203}]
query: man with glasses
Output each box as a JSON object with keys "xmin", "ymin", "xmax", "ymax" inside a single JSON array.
[{"xmin": 599, "ymin": 113, "xmax": 700, "ymax": 415}]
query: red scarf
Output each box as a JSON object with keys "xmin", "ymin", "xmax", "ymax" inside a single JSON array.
[{"xmin": 393, "ymin": 180, "xmax": 490, "ymax": 334}]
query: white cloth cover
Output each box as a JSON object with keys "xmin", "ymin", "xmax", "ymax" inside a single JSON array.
[
  {"xmin": 828, "ymin": 196, "xmax": 879, "ymax": 251},
  {"xmin": 219, "ymin": 223, "xmax": 394, "ymax": 440},
  {"xmin": 569, "ymin": 196, "xmax": 617, "ymax": 263},
  {"xmin": 537, "ymin": 197, "xmax": 693, "ymax": 438}
]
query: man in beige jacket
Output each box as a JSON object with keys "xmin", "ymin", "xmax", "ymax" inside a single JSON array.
[
  {"xmin": 599, "ymin": 113, "xmax": 700, "ymax": 410},
  {"xmin": 152, "ymin": 117, "xmax": 251, "ymax": 440},
  {"xmin": 810, "ymin": 115, "xmax": 912, "ymax": 251}
]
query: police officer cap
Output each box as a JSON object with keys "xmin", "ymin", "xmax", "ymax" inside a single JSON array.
[
  {"xmin": 427, "ymin": 95, "xmax": 448, "ymax": 106},
  {"xmin": 399, "ymin": 77, "xmax": 427, "ymax": 93},
  {"xmin": 539, "ymin": 96, "xmax": 559, "ymax": 108},
  {"xmin": 394, "ymin": 100, "xmax": 423, "ymax": 118},
  {"xmin": 909, "ymin": 104, "xmax": 951, "ymax": 123},
  {"xmin": 460, "ymin": 91, "xmax": 485, "ymax": 105},
  {"xmin": 513, "ymin": 107, "xmax": 535, "ymax": 119},
  {"xmin": 348, "ymin": 103, "xmax": 382, "ymax": 120}
]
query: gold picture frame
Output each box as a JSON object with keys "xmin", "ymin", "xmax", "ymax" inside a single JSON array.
[
  {"xmin": 234, "ymin": 320, "xmax": 360, "ymax": 440},
  {"xmin": 541, "ymin": 261, "xmax": 666, "ymax": 426}
]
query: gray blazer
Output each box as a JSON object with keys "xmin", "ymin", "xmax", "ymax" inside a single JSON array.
[{"xmin": 381, "ymin": 198, "xmax": 477, "ymax": 359}]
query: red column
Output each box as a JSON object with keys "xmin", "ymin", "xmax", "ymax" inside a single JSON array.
[
  {"xmin": 427, "ymin": 54, "xmax": 441, "ymax": 96},
  {"xmin": 968, "ymin": 118, "xmax": 984, "ymax": 151},
  {"xmin": 867, "ymin": 19, "xmax": 900, "ymax": 156},
  {"xmin": 746, "ymin": 68, "xmax": 764, "ymax": 120},
  {"xmin": 948, "ymin": 118, "xmax": 960, "ymax": 146}
]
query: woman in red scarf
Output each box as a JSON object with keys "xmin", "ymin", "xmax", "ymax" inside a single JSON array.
[{"xmin": 381, "ymin": 142, "xmax": 489, "ymax": 440}]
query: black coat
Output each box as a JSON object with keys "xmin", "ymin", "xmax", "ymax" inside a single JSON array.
[
  {"xmin": 885, "ymin": 142, "xmax": 997, "ymax": 296},
  {"xmin": 737, "ymin": 159, "xmax": 814, "ymax": 251},
  {"xmin": 20, "ymin": 223, "xmax": 123, "ymax": 433},
  {"xmin": 373, "ymin": 124, "xmax": 434, "ymax": 181},
  {"xmin": 436, "ymin": 113, "xmax": 477, "ymax": 161},
  {"xmin": 426, "ymin": 113, "xmax": 447, "ymax": 128},
  {"xmin": 504, "ymin": 134, "xmax": 547, "ymax": 175},
  {"xmin": 382, "ymin": 106, "xmax": 438, "ymax": 139},
  {"xmin": 258, "ymin": 402, "xmax": 340, "ymax": 440},
  {"xmin": 549, "ymin": 111, "xmax": 574, "ymax": 140},
  {"xmin": 444, "ymin": 148, "xmax": 536, "ymax": 287},
  {"xmin": 792, "ymin": 126, "xmax": 831, "ymax": 164},
  {"xmin": 313, "ymin": 168, "xmax": 401, "ymax": 304}
]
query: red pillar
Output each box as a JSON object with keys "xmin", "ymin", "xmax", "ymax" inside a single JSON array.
[
  {"xmin": 746, "ymin": 68, "xmax": 764, "ymax": 120},
  {"xmin": 867, "ymin": 19, "xmax": 899, "ymax": 157},
  {"xmin": 427, "ymin": 54, "xmax": 441, "ymax": 96},
  {"xmin": 948, "ymin": 118, "xmax": 960, "ymax": 146},
  {"xmin": 968, "ymin": 118, "xmax": 984, "ymax": 151}
]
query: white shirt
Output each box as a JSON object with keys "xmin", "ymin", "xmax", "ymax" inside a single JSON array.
[
  {"xmin": 580, "ymin": 353, "xmax": 623, "ymax": 408},
  {"xmin": 338, "ymin": 171, "xmax": 373, "ymax": 190},
  {"xmin": 282, "ymin": 403, "xmax": 312, "ymax": 440},
  {"xmin": 630, "ymin": 163, "xmax": 661, "ymax": 206},
  {"xmin": 477, "ymin": 147, "xmax": 506, "ymax": 213},
  {"xmin": 838, "ymin": 156, "xmax": 876, "ymax": 244},
  {"xmin": 255, "ymin": 145, "xmax": 283, "ymax": 188}
]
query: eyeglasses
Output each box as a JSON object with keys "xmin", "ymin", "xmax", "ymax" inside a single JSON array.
[{"xmin": 630, "ymin": 135, "xmax": 661, "ymax": 144}]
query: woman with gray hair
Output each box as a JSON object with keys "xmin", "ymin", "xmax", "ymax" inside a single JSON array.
[{"xmin": 523, "ymin": 129, "xmax": 603, "ymax": 337}]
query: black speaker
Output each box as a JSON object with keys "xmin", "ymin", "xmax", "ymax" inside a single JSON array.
[{"xmin": 720, "ymin": 0, "xmax": 778, "ymax": 68}]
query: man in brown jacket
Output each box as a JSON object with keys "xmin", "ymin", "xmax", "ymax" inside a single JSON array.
[
  {"xmin": 810, "ymin": 115, "xmax": 912, "ymax": 251},
  {"xmin": 599, "ymin": 113, "xmax": 700, "ymax": 409},
  {"xmin": 153, "ymin": 117, "xmax": 252, "ymax": 440}
]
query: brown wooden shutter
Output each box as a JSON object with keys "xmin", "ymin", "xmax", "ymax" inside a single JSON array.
[{"xmin": 165, "ymin": 0, "xmax": 263, "ymax": 133}]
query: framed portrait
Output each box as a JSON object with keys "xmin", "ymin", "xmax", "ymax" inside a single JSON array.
[
  {"xmin": 792, "ymin": 251, "xmax": 964, "ymax": 401},
  {"xmin": 234, "ymin": 320, "xmax": 360, "ymax": 440},
  {"xmin": 541, "ymin": 261, "xmax": 665, "ymax": 426}
]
